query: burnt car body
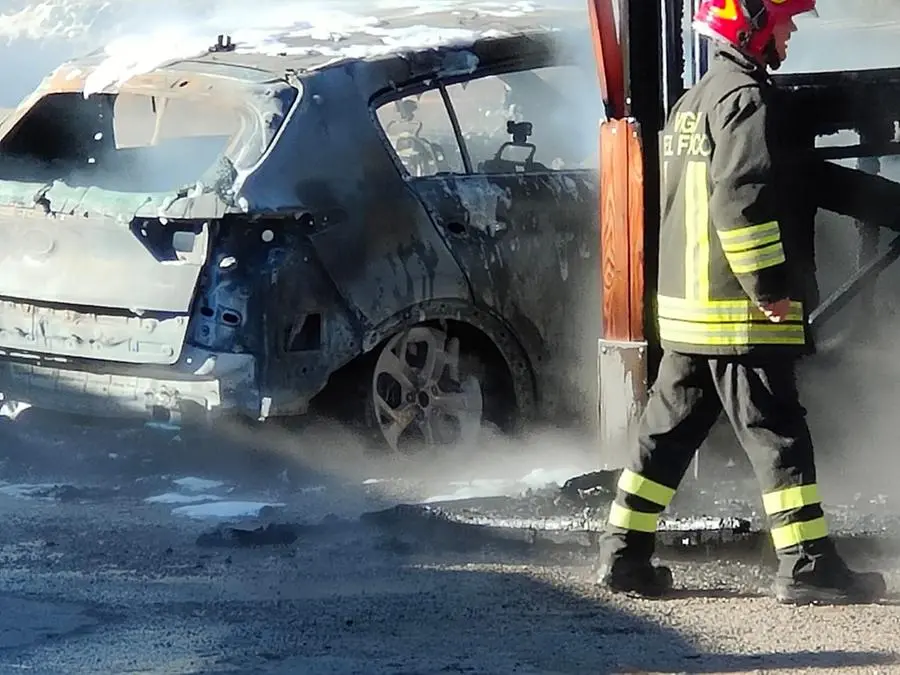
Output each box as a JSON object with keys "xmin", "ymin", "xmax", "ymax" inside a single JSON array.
[{"xmin": 0, "ymin": 25, "xmax": 607, "ymax": 450}]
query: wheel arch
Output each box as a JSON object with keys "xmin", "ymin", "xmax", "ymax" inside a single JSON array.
[{"xmin": 362, "ymin": 299, "xmax": 538, "ymax": 422}]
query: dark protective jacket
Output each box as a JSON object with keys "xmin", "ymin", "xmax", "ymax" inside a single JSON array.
[
  {"xmin": 658, "ymin": 44, "xmax": 807, "ymax": 356},
  {"xmin": 657, "ymin": 44, "xmax": 900, "ymax": 357}
]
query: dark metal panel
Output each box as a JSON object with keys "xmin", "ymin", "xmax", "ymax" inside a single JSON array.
[
  {"xmin": 236, "ymin": 65, "xmax": 472, "ymax": 332},
  {"xmin": 259, "ymin": 234, "xmax": 365, "ymax": 416},
  {"xmin": 411, "ymin": 171, "xmax": 600, "ymax": 430}
]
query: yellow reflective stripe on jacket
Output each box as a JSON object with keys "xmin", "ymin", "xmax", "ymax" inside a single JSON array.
[
  {"xmin": 762, "ymin": 484, "xmax": 821, "ymax": 515},
  {"xmin": 684, "ymin": 160, "xmax": 710, "ymax": 300},
  {"xmin": 770, "ymin": 516, "xmax": 829, "ymax": 550},
  {"xmin": 717, "ymin": 221, "xmax": 782, "ymax": 252},
  {"xmin": 607, "ymin": 503, "xmax": 658, "ymax": 533},
  {"xmin": 658, "ymin": 295, "xmax": 803, "ymax": 323},
  {"xmin": 617, "ymin": 469, "xmax": 675, "ymax": 507},
  {"xmin": 658, "ymin": 318, "xmax": 806, "ymax": 345},
  {"xmin": 724, "ymin": 241, "xmax": 786, "ymax": 275}
]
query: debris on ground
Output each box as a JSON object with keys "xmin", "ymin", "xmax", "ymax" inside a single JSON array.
[
  {"xmin": 362, "ymin": 493, "xmax": 761, "ymax": 557},
  {"xmin": 559, "ymin": 470, "xmax": 618, "ymax": 507},
  {"xmin": 196, "ymin": 523, "xmax": 302, "ymax": 548}
]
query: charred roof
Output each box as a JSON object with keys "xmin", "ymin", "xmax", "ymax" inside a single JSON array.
[{"xmin": 60, "ymin": 5, "xmax": 589, "ymax": 86}]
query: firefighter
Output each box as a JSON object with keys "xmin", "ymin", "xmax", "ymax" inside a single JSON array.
[{"xmin": 596, "ymin": 0, "xmax": 888, "ymax": 605}]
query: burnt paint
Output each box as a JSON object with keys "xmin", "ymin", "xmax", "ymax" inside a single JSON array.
[
  {"xmin": 237, "ymin": 65, "xmax": 472, "ymax": 332},
  {"xmin": 411, "ymin": 171, "xmax": 600, "ymax": 428},
  {"xmin": 183, "ymin": 40, "xmax": 579, "ymax": 417},
  {"xmin": 185, "ymin": 217, "xmax": 365, "ymax": 416},
  {"xmin": 259, "ymin": 230, "xmax": 365, "ymax": 416},
  {"xmin": 231, "ymin": 32, "xmax": 582, "ymax": 340},
  {"xmin": 189, "ymin": 221, "xmax": 266, "ymax": 356}
]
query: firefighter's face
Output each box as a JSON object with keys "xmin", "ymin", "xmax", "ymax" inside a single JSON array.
[{"xmin": 771, "ymin": 17, "xmax": 798, "ymax": 62}]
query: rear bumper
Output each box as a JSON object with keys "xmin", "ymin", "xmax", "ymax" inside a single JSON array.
[{"xmin": 0, "ymin": 346, "xmax": 262, "ymax": 422}]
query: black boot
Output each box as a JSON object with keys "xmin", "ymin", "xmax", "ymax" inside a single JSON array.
[
  {"xmin": 774, "ymin": 569, "xmax": 886, "ymax": 605},
  {"xmin": 597, "ymin": 559, "xmax": 674, "ymax": 598},
  {"xmin": 773, "ymin": 546, "xmax": 887, "ymax": 605}
]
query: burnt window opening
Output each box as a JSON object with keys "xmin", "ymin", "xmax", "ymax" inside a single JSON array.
[
  {"xmin": 375, "ymin": 89, "xmax": 465, "ymax": 178},
  {"xmin": 444, "ymin": 64, "xmax": 603, "ymax": 174},
  {"xmin": 374, "ymin": 64, "xmax": 604, "ymax": 178},
  {"xmin": 285, "ymin": 313, "xmax": 322, "ymax": 352},
  {"xmin": 0, "ymin": 91, "xmax": 266, "ymax": 195}
]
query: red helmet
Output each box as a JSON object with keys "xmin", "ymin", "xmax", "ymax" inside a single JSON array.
[{"xmin": 693, "ymin": 0, "xmax": 817, "ymax": 65}]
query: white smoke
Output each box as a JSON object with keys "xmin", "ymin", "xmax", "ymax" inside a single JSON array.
[{"xmin": 0, "ymin": 0, "xmax": 579, "ymax": 107}]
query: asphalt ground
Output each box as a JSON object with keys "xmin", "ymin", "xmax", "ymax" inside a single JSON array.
[{"xmin": 0, "ymin": 408, "xmax": 896, "ymax": 674}]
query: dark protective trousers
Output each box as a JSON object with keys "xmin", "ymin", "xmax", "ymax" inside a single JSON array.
[{"xmin": 600, "ymin": 350, "xmax": 840, "ymax": 579}]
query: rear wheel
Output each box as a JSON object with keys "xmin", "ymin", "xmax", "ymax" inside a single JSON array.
[
  {"xmin": 311, "ymin": 321, "xmax": 519, "ymax": 455},
  {"xmin": 371, "ymin": 325, "xmax": 486, "ymax": 454}
]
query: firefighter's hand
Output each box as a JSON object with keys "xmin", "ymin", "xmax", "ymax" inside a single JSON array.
[{"xmin": 760, "ymin": 298, "xmax": 792, "ymax": 323}]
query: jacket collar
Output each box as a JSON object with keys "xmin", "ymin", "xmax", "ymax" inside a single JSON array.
[{"xmin": 712, "ymin": 43, "xmax": 772, "ymax": 85}]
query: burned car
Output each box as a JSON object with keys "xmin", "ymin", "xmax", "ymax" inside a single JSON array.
[{"xmin": 0, "ymin": 27, "xmax": 606, "ymax": 452}]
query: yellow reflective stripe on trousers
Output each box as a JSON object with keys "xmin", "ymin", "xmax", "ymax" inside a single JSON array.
[
  {"xmin": 724, "ymin": 241, "xmax": 786, "ymax": 274},
  {"xmin": 658, "ymin": 318, "xmax": 806, "ymax": 345},
  {"xmin": 717, "ymin": 221, "xmax": 782, "ymax": 252},
  {"xmin": 617, "ymin": 469, "xmax": 675, "ymax": 507},
  {"xmin": 770, "ymin": 516, "xmax": 829, "ymax": 550},
  {"xmin": 684, "ymin": 160, "xmax": 710, "ymax": 300},
  {"xmin": 607, "ymin": 503, "xmax": 659, "ymax": 533},
  {"xmin": 657, "ymin": 295, "xmax": 804, "ymax": 323},
  {"xmin": 762, "ymin": 484, "xmax": 822, "ymax": 515}
]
